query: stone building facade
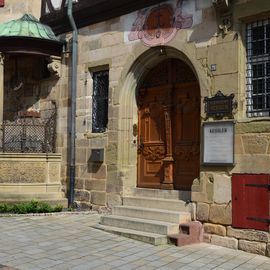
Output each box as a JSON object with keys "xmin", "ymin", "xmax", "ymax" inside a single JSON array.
[{"xmin": 0, "ymin": 0, "xmax": 270, "ymax": 256}]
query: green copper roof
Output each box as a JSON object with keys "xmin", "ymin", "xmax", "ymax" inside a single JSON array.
[{"xmin": 0, "ymin": 14, "xmax": 60, "ymax": 42}]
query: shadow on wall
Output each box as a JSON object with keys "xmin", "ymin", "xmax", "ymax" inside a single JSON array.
[
  {"xmin": 3, "ymin": 54, "xmax": 58, "ymax": 121},
  {"xmin": 88, "ymin": 149, "xmax": 104, "ymax": 173}
]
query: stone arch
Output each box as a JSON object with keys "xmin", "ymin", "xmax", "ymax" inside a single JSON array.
[{"xmin": 117, "ymin": 44, "xmax": 210, "ymax": 192}]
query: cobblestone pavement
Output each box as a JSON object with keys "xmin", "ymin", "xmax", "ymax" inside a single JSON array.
[{"xmin": 0, "ymin": 213, "xmax": 269, "ymax": 270}]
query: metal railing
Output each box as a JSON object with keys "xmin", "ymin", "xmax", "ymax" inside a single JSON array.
[{"xmin": 0, "ymin": 109, "xmax": 56, "ymax": 153}]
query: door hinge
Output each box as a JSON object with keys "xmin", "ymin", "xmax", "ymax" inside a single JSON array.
[
  {"xmin": 245, "ymin": 184, "xmax": 270, "ymax": 190},
  {"xmin": 247, "ymin": 217, "xmax": 270, "ymax": 224}
]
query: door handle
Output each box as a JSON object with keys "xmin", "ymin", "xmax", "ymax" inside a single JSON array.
[{"xmin": 138, "ymin": 135, "xmax": 144, "ymax": 153}]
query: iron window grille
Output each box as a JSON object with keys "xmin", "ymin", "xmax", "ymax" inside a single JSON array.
[
  {"xmin": 0, "ymin": 108, "xmax": 56, "ymax": 153},
  {"xmin": 92, "ymin": 70, "xmax": 109, "ymax": 133},
  {"xmin": 246, "ymin": 18, "xmax": 270, "ymax": 117}
]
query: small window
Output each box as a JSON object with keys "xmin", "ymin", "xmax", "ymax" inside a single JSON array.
[
  {"xmin": 246, "ymin": 19, "xmax": 270, "ymax": 117},
  {"xmin": 92, "ymin": 70, "xmax": 109, "ymax": 133}
]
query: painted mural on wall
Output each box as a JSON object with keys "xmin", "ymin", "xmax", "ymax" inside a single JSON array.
[{"xmin": 128, "ymin": 0, "xmax": 193, "ymax": 47}]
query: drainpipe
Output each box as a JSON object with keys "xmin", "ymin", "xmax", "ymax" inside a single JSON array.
[
  {"xmin": 0, "ymin": 52, "xmax": 4, "ymax": 124},
  {"xmin": 67, "ymin": 0, "xmax": 78, "ymax": 207}
]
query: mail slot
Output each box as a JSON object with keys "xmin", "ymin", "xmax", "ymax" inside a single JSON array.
[{"xmin": 90, "ymin": 149, "xmax": 104, "ymax": 162}]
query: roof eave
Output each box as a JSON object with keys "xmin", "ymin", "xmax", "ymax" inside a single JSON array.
[{"xmin": 0, "ymin": 36, "xmax": 63, "ymax": 56}]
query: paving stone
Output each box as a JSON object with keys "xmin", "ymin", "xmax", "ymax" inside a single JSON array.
[
  {"xmin": 219, "ymin": 262, "xmax": 242, "ymax": 269},
  {"xmin": 136, "ymin": 266, "xmax": 156, "ymax": 270},
  {"xmin": 93, "ymin": 265, "xmax": 113, "ymax": 270},
  {"xmin": 148, "ymin": 260, "xmax": 169, "ymax": 267},
  {"xmin": 0, "ymin": 265, "xmax": 17, "ymax": 270},
  {"xmin": 115, "ymin": 264, "xmax": 138, "ymax": 270},
  {"xmin": 0, "ymin": 214, "xmax": 269, "ymax": 270},
  {"xmin": 17, "ymin": 263, "xmax": 43, "ymax": 270},
  {"xmin": 188, "ymin": 261, "xmax": 206, "ymax": 268}
]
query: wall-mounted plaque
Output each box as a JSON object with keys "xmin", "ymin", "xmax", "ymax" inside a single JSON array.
[
  {"xmin": 204, "ymin": 91, "xmax": 235, "ymax": 119},
  {"xmin": 203, "ymin": 121, "xmax": 234, "ymax": 166}
]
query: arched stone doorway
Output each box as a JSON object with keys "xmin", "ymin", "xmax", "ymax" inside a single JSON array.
[
  {"xmin": 117, "ymin": 46, "xmax": 209, "ymax": 195},
  {"xmin": 137, "ymin": 58, "xmax": 200, "ymax": 190}
]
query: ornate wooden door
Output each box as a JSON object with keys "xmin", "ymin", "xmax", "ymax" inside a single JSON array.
[{"xmin": 137, "ymin": 59, "xmax": 200, "ymax": 190}]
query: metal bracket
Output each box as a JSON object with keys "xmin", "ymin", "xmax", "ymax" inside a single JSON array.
[
  {"xmin": 247, "ymin": 217, "xmax": 270, "ymax": 224},
  {"xmin": 245, "ymin": 184, "xmax": 270, "ymax": 190},
  {"xmin": 90, "ymin": 149, "xmax": 104, "ymax": 163}
]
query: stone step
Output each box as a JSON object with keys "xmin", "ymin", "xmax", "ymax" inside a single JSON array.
[
  {"xmin": 168, "ymin": 221, "xmax": 203, "ymax": 247},
  {"xmin": 100, "ymin": 215, "xmax": 179, "ymax": 235},
  {"xmin": 113, "ymin": 205, "xmax": 191, "ymax": 224},
  {"xmin": 123, "ymin": 196, "xmax": 193, "ymax": 213},
  {"xmin": 131, "ymin": 188, "xmax": 191, "ymax": 201},
  {"xmin": 93, "ymin": 224, "xmax": 168, "ymax": 245}
]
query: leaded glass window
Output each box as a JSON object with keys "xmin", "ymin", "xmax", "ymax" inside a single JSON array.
[
  {"xmin": 246, "ymin": 19, "xmax": 270, "ymax": 117},
  {"xmin": 92, "ymin": 70, "xmax": 109, "ymax": 133}
]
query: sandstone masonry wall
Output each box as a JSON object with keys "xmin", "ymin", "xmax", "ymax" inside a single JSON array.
[{"xmin": 0, "ymin": 0, "xmax": 41, "ymax": 22}]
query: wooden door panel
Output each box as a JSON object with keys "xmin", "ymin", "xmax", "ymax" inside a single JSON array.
[
  {"xmin": 143, "ymin": 112, "xmax": 163, "ymax": 142},
  {"xmin": 138, "ymin": 87, "xmax": 166, "ymax": 188},
  {"xmin": 146, "ymin": 161, "xmax": 163, "ymax": 174},
  {"xmin": 144, "ymin": 159, "xmax": 163, "ymax": 183},
  {"xmin": 174, "ymin": 142, "xmax": 200, "ymax": 189},
  {"xmin": 173, "ymin": 84, "xmax": 200, "ymax": 190}
]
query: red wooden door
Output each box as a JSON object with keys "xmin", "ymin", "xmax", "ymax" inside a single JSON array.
[
  {"xmin": 0, "ymin": 0, "xmax": 4, "ymax": 7},
  {"xmin": 232, "ymin": 174, "xmax": 270, "ymax": 231}
]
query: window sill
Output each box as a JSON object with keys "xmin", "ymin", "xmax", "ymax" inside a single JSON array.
[
  {"xmin": 237, "ymin": 116, "xmax": 270, "ymax": 123},
  {"xmin": 84, "ymin": 131, "xmax": 108, "ymax": 139}
]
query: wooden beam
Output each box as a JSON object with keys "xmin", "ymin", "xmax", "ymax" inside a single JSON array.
[{"xmin": 40, "ymin": 0, "xmax": 169, "ymax": 34}]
